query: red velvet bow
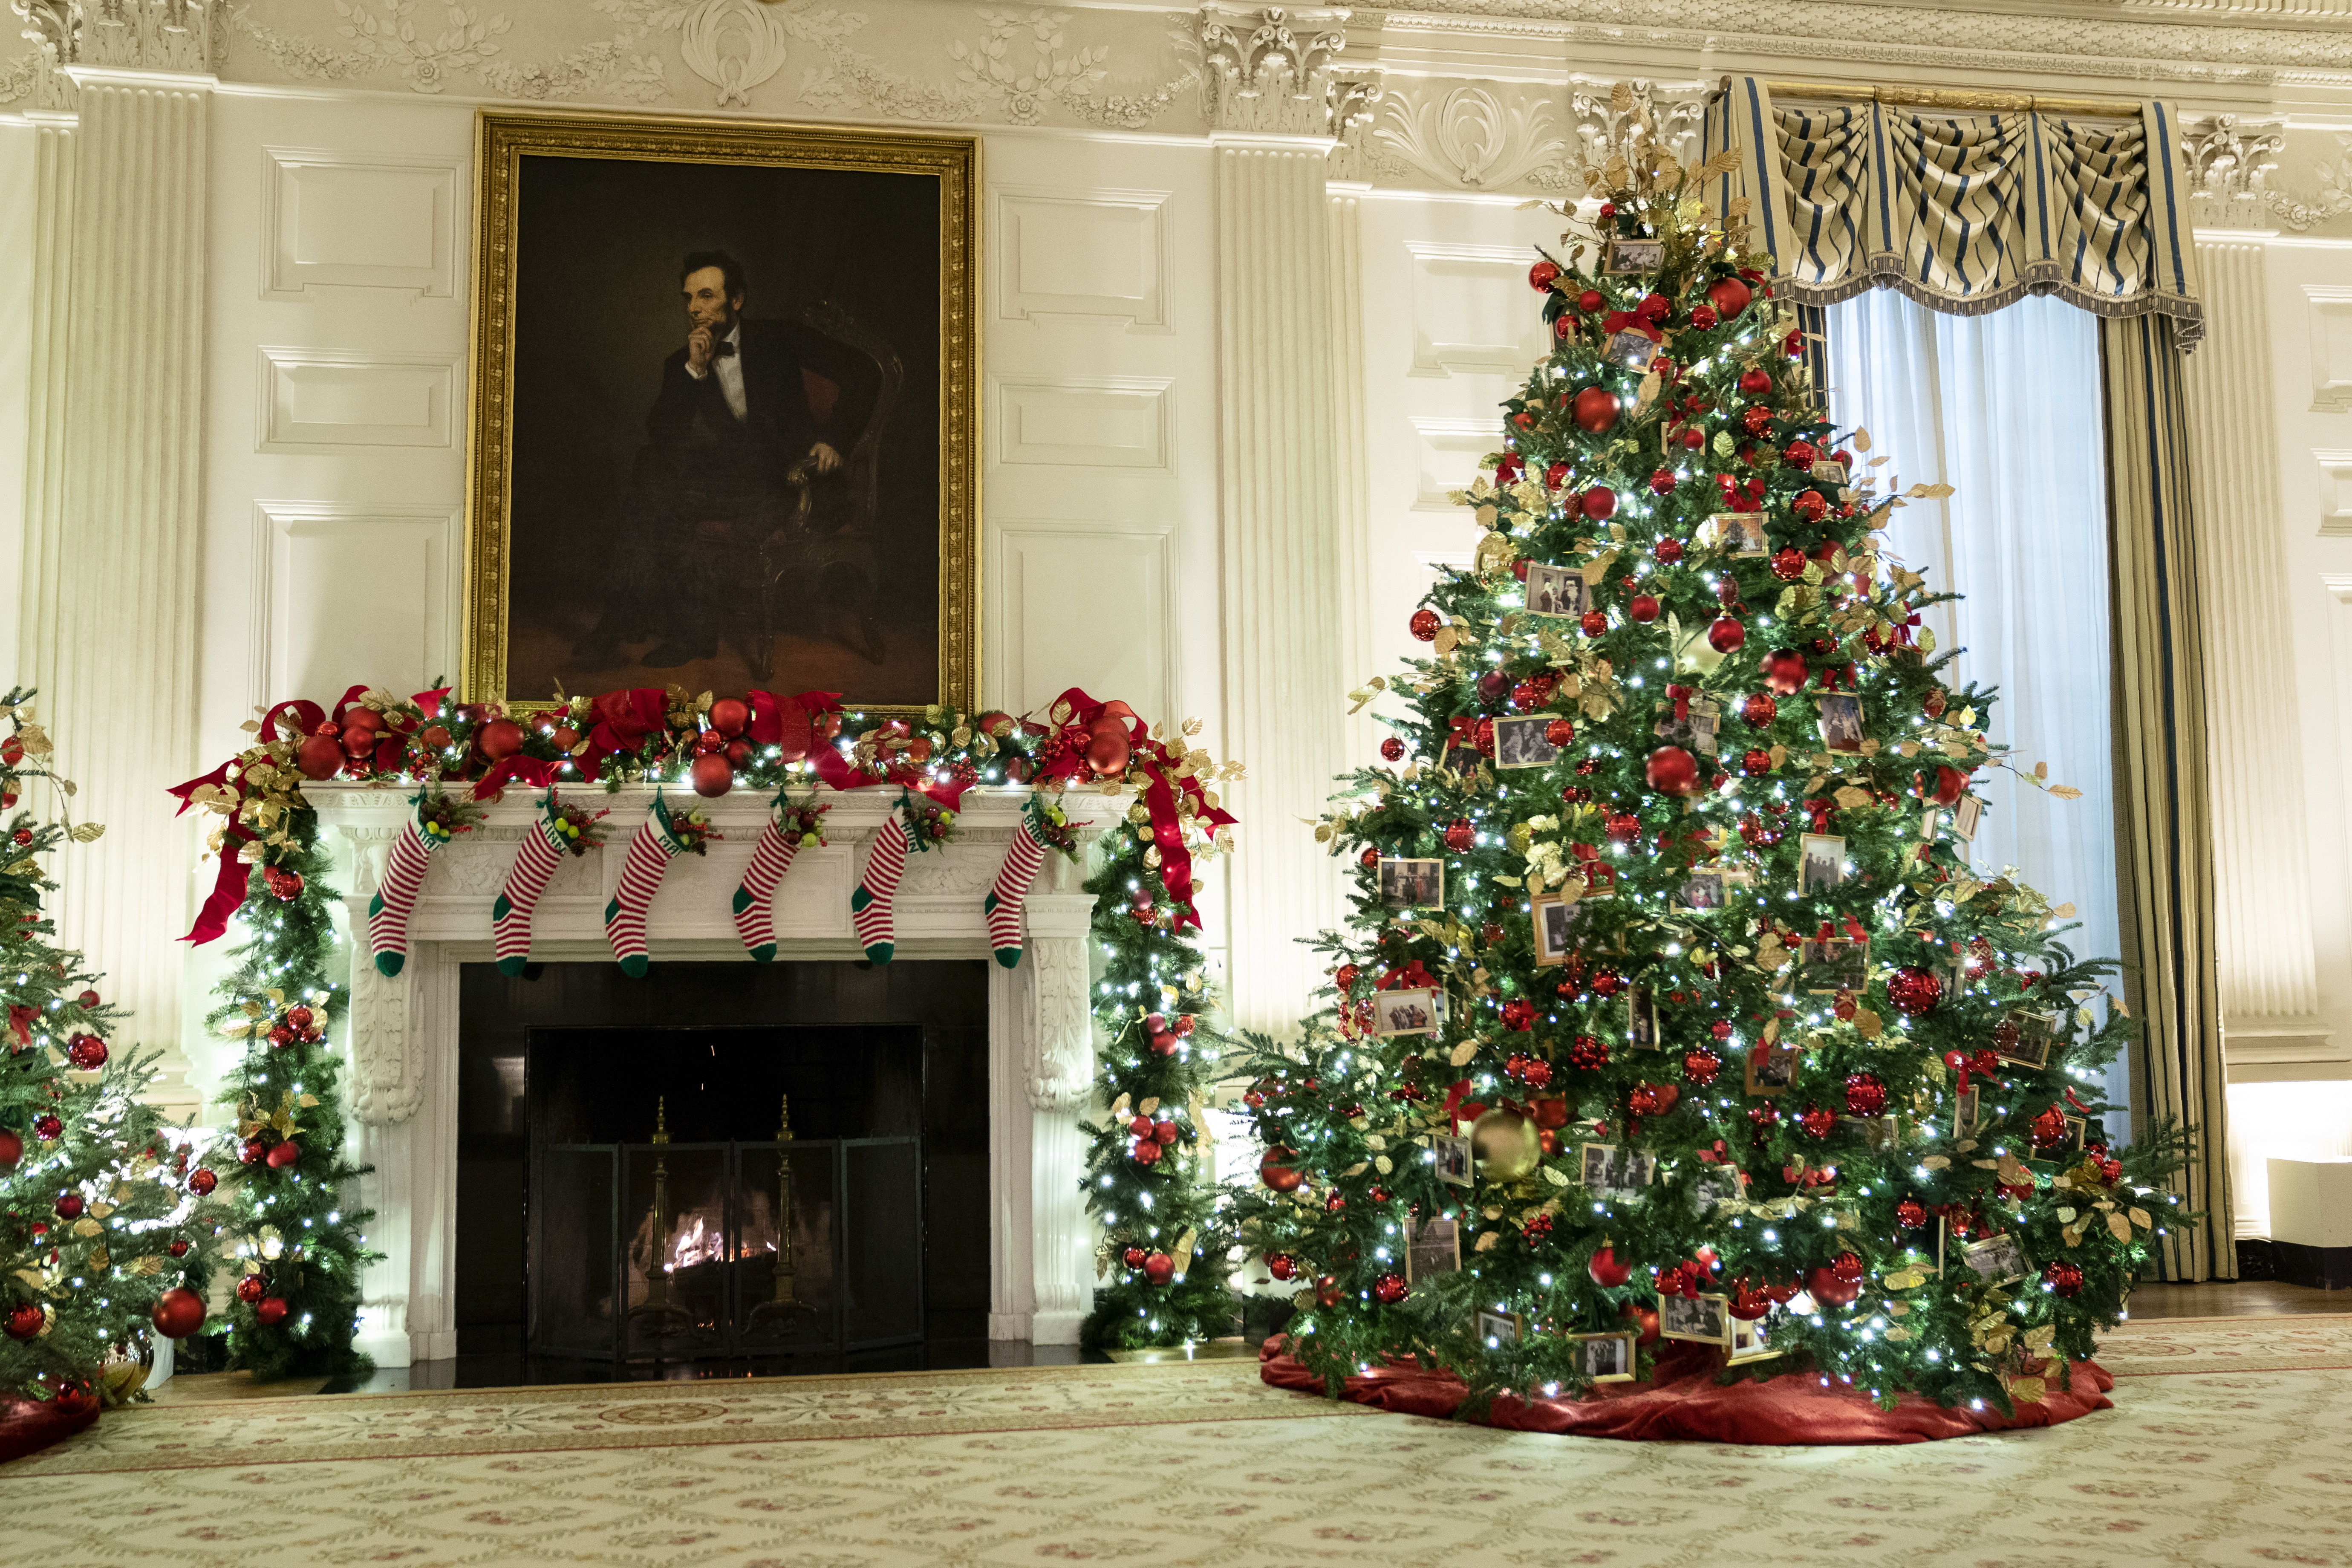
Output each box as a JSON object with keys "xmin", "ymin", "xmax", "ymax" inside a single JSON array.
[
  {"xmin": 1802, "ymin": 797, "xmax": 1836, "ymax": 835},
  {"xmin": 1815, "ymin": 661, "xmax": 1856, "ymax": 691},
  {"xmin": 586, "ymin": 688, "xmax": 668, "ymax": 761},
  {"xmin": 1666, "ymin": 683, "xmax": 1694, "ymax": 722},
  {"xmin": 7, "ymin": 1005, "xmax": 33, "ymax": 1046},
  {"xmin": 1379, "ymin": 960, "xmax": 1436, "ymax": 991},
  {"xmin": 470, "ymin": 755, "xmax": 562, "ymax": 802}
]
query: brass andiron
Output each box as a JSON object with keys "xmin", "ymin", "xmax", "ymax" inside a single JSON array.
[
  {"xmin": 628, "ymin": 1095, "xmax": 692, "ymax": 1335},
  {"xmin": 773, "ymin": 1094, "xmax": 797, "ymax": 1305},
  {"xmin": 748, "ymin": 1092, "xmax": 811, "ymax": 1332}
]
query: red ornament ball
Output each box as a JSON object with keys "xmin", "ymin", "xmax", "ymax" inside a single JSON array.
[
  {"xmin": 1706, "ymin": 276, "xmax": 1753, "ymax": 319},
  {"xmin": 1544, "ymin": 718, "xmax": 1575, "ymax": 746},
  {"xmin": 5, "ymin": 1303, "xmax": 43, "ymax": 1341},
  {"xmin": 1528, "ymin": 259, "xmax": 1561, "ymax": 292},
  {"xmin": 1579, "ymin": 610, "xmax": 1608, "ymax": 638},
  {"xmin": 1807, "ymin": 1253, "xmax": 1864, "ymax": 1305},
  {"xmin": 240, "ymin": 1138, "xmax": 266, "ymax": 1165},
  {"xmin": 707, "ymin": 697, "xmax": 750, "ymax": 738},
  {"xmin": 1783, "ymin": 439, "xmax": 1820, "ymax": 467},
  {"xmin": 1501, "ymin": 998, "xmax": 1536, "ymax": 1032},
  {"xmin": 55, "ymin": 1193, "xmax": 84, "ymax": 1220},
  {"xmin": 1316, "ymin": 1275, "xmax": 1344, "ymax": 1308},
  {"xmin": 1792, "ymin": 489, "xmax": 1829, "ymax": 522},
  {"xmin": 1736, "ymin": 366, "xmax": 1772, "ymax": 397},
  {"xmin": 266, "ymin": 1139, "xmax": 301, "ymax": 1170},
  {"xmin": 1895, "ymin": 1198, "xmax": 1928, "ymax": 1230},
  {"xmin": 2030, "ymin": 1104, "xmax": 2072, "ymax": 1150},
  {"xmin": 1682, "ymin": 1049, "xmax": 1722, "ymax": 1086},
  {"xmin": 1443, "ymin": 819, "xmax": 1475, "ymax": 852},
  {"xmin": 1707, "ymin": 616, "xmax": 1746, "ymax": 654},
  {"xmin": 1886, "ymin": 967, "xmax": 1944, "ymax": 1018},
  {"xmin": 1409, "ymin": 608, "xmax": 1442, "ymax": 642},
  {"xmin": 476, "ymin": 717, "xmax": 525, "ymax": 762},
  {"xmin": 1739, "ymin": 692, "xmax": 1778, "ymax": 728},
  {"xmin": 1122, "ymin": 1245, "xmax": 1147, "ymax": 1269},
  {"xmin": 266, "ymin": 1024, "xmax": 295, "ymax": 1050},
  {"xmin": 1334, "ymin": 964, "xmax": 1360, "ymax": 992},
  {"xmin": 1645, "ymin": 745, "xmax": 1700, "ymax": 796},
  {"xmin": 65, "ymin": 1034, "xmax": 107, "ymax": 1071},
  {"xmin": 1770, "ymin": 546, "xmax": 1807, "ymax": 582},
  {"xmin": 1130, "ymin": 1138, "xmax": 1161, "ymax": 1165},
  {"xmin": 1373, "ymin": 1272, "xmax": 1409, "ymax": 1305},
  {"xmin": 263, "ymin": 865, "xmax": 304, "ymax": 902},
  {"xmin": 151, "ymin": 1287, "xmax": 205, "ymax": 1340},
  {"xmin": 1581, "ymin": 485, "xmax": 1619, "ymax": 521},
  {"xmin": 1691, "ymin": 304, "xmax": 1719, "ymax": 330},
  {"xmin": 1844, "ymin": 1073, "xmax": 1887, "ymax": 1118},
  {"xmin": 1577, "ymin": 289, "xmax": 1604, "ymax": 313},
  {"xmin": 1798, "ymin": 1105, "xmax": 1836, "ymax": 1139},
  {"xmin": 1143, "ymin": 1252, "xmax": 1175, "ymax": 1285},
  {"xmin": 1267, "ymin": 1253, "xmax": 1298, "ymax": 1282},
  {"xmin": 1649, "ymin": 468, "xmax": 1677, "ymax": 496},
  {"xmin": 187, "ymin": 1167, "xmax": 217, "ymax": 1195},
  {"xmin": 1260, "ymin": 1149, "xmax": 1305, "ymax": 1193},
  {"xmin": 1741, "ymin": 748, "xmax": 1772, "ymax": 776},
  {"xmin": 1568, "ymin": 1035, "xmax": 1610, "ymax": 1071},
  {"xmin": 235, "ymin": 1274, "xmax": 267, "ymax": 1304},
  {"xmin": 1923, "ymin": 688, "xmax": 1948, "ymax": 719},
  {"xmin": 690, "ymin": 751, "xmax": 734, "ymax": 799},
  {"xmin": 296, "ymin": 732, "xmax": 345, "ymax": 781},
  {"xmin": 2043, "ymin": 1260, "xmax": 2085, "ymax": 1298},
  {"xmin": 1761, "ymin": 648, "xmax": 1809, "ymax": 695},
  {"xmin": 1379, "ymin": 736, "xmax": 1405, "ymax": 762},
  {"xmin": 1572, "ymin": 388, "xmax": 1622, "ymax": 433},
  {"xmin": 1588, "ymin": 1245, "xmax": 1633, "ymax": 1288},
  {"xmin": 168, "ymin": 1238, "xmax": 190, "ymax": 1258},
  {"xmin": 1628, "ymin": 594, "xmax": 1660, "ymax": 624},
  {"xmin": 1359, "ymin": 847, "xmax": 1379, "ymax": 869},
  {"xmin": 34, "ymin": 1115, "xmax": 62, "ymax": 1141},
  {"xmin": 255, "ymin": 1297, "xmax": 290, "ymax": 1327},
  {"xmin": 1656, "ymin": 539, "xmax": 1685, "ymax": 565}
]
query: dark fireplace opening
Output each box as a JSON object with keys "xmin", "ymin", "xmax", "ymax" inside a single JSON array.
[{"xmin": 454, "ymin": 960, "xmax": 990, "ymax": 1378}]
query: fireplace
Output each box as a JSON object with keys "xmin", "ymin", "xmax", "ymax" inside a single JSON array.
[
  {"xmin": 307, "ymin": 782, "xmax": 1115, "ymax": 1369},
  {"xmin": 454, "ymin": 961, "xmax": 983, "ymax": 1364}
]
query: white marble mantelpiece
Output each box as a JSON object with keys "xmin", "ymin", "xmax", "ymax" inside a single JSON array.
[{"xmin": 300, "ymin": 781, "xmax": 1122, "ymax": 1366}]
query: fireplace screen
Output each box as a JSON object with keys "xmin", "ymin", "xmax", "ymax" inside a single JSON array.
[{"xmin": 529, "ymin": 1129, "xmax": 923, "ymax": 1361}]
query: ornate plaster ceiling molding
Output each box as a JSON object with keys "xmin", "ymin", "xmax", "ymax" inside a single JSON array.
[
  {"xmin": 1375, "ymin": 0, "xmax": 2352, "ymax": 87},
  {"xmin": 2180, "ymin": 112, "xmax": 2352, "ymax": 231}
]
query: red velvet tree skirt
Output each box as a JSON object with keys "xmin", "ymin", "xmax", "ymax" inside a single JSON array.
[
  {"xmin": 1259, "ymin": 1337, "xmax": 2114, "ymax": 1444},
  {"xmin": 0, "ymin": 1395, "xmax": 98, "ymax": 1465}
]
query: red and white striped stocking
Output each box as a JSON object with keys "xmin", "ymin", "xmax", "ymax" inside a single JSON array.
[
  {"xmin": 366, "ymin": 806, "xmax": 442, "ymax": 978},
  {"xmin": 850, "ymin": 815, "xmax": 909, "ymax": 965},
  {"xmin": 604, "ymin": 796, "xmax": 688, "ymax": 978},
  {"xmin": 732, "ymin": 810, "xmax": 802, "ymax": 964},
  {"xmin": 984, "ymin": 819, "xmax": 1050, "ymax": 969},
  {"xmin": 493, "ymin": 798, "xmax": 573, "ymax": 976}
]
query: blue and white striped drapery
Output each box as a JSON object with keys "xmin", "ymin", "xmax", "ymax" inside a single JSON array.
[{"xmin": 1703, "ymin": 78, "xmax": 2203, "ymax": 348}]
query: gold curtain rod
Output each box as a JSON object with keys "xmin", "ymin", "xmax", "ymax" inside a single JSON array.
[{"xmin": 1724, "ymin": 78, "xmax": 2144, "ymax": 120}]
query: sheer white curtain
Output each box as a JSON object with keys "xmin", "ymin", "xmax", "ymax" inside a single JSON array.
[{"xmin": 1824, "ymin": 291, "xmax": 2130, "ymax": 1127}]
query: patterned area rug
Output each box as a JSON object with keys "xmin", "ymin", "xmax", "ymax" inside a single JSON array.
[{"xmin": 2, "ymin": 1319, "xmax": 2348, "ymax": 1567}]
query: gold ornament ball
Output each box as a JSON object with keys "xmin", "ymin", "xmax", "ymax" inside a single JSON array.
[{"xmin": 1470, "ymin": 1107, "xmax": 1541, "ymax": 1183}]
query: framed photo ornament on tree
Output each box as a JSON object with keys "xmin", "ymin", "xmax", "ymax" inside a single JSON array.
[{"xmin": 462, "ymin": 110, "xmax": 981, "ymax": 717}]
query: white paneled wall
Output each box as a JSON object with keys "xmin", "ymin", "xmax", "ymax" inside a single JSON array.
[
  {"xmin": 199, "ymin": 92, "xmax": 474, "ymax": 752},
  {"xmin": 1359, "ymin": 192, "xmax": 1556, "ymax": 678},
  {"xmin": 979, "ymin": 136, "xmax": 1217, "ymax": 734}
]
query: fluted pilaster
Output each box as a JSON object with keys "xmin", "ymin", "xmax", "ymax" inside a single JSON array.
[
  {"xmin": 34, "ymin": 67, "xmax": 210, "ymax": 1105},
  {"xmin": 1216, "ymin": 137, "xmax": 1350, "ymax": 1037},
  {"xmin": 2185, "ymin": 236, "xmax": 2332, "ymax": 1064}
]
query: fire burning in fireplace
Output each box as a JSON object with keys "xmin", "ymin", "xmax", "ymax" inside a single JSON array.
[{"xmin": 662, "ymin": 1212, "xmax": 778, "ymax": 1273}]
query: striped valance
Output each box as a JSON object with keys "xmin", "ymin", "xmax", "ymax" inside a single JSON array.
[{"xmin": 1703, "ymin": 78, "xmax": 2203, "ymax": 348}]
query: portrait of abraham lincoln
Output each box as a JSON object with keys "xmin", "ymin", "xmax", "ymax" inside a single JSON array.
[{"xmin": 467, "ymin": 113, "xmax": 978, "ymax": 714}]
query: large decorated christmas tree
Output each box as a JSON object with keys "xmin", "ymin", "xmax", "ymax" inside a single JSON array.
[
  {"xmin": 1232, "ymin": 129, "xmax": 2190, "ymax": 1415},
  {"xmin": 0, "ymin": 689, "xmax": 225, "ymax": 1412}
]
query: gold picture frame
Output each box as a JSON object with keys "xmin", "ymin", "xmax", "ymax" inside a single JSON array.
[{"xmin": 463, "ymin": 109, "xmax": 982, "ymax": 717}]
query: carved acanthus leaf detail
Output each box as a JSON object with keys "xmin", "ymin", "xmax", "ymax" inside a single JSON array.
[{"xmin": 1373, "ymin": 83, "xmax": 1573, "ymax": 190}]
